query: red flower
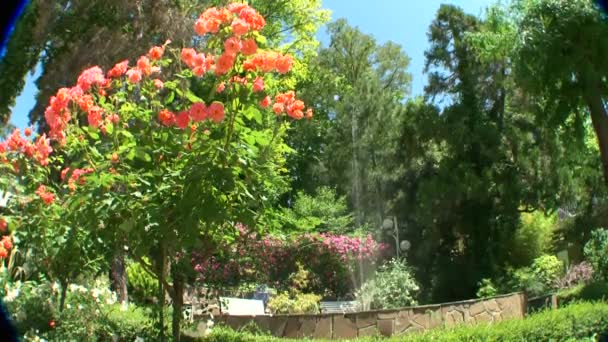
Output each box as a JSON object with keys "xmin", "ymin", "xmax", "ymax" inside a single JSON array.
[
  {"xmin": 207, "ymin": 102, "xmax": 225, "ymax": 123},
  {"xmin": 1, "ymin": 236, "xmax": 12, "ymax": 251},
  {"xmin": 189, "ymin": 102, "xmax": 208, "ymax": 122},
  {"xmin": 107, "ymin": 60, "xmax": 129, "ymax": 78},
  {"xmin": 0, "ymin": 219, "xmax": 7, "ymax": 233},
  {"xmin": 36, "ymin": 185, "xmax": 55, "ymax": 204},
  {"xmin": 260, "ymin": 96, "xmax": 271, "ymax": 109},
  {"xmin": 149, "ymin": 46, "xmax": 165, "ymax": 60},
  {"xmin": 252, "ymin": 77, "xmax": 264, "ymax": 93},
  {"xmin": 175, "ymin": 111, "xmax": 190, "ymax": 129},
  {"xmin": 158, "ymin": 109, "xmax": 176, "ymax": 127}
]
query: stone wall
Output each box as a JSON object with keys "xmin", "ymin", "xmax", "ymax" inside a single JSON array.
[{"xmin": 216, "ymin": 292, "xmax": 526, "ymax": 339}]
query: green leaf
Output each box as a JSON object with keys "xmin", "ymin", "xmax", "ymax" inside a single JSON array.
[
  {"xmin": 135, "ymin": 148, "xmax": 152, "ymax": 162},
  {"xmin": 185, "ymin": 90, "xmax": 203, "ymax": 103},
  {"xmin": 243, "ymin": 106, "xmax": 263, "ymax": 124},
  {"xmin": 165, "ymin": 91, "xmax": 175, "ymax": 105}
]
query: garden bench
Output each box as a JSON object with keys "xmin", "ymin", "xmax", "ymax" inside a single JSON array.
[
  {"xmin": 320, "ymin": 300, "xmax": 358, "ymax": 313},
  {"xmin": 220, "ymin": 297, "xmax": 266, "ymax": 315}
]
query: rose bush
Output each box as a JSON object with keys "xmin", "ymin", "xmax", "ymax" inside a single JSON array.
[{"xmin": 0, "ymin": 3, "xmax": 312, "ymax": 339}]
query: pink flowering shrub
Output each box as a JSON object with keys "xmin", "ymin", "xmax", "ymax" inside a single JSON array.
[{"xmin": 192, "ymin": 226, "xmax": 389, "ymax": 297}]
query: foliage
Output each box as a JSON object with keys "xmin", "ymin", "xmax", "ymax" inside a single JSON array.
[
  {"xmin": 557, "ymin": 281, "xmax": 608, "ymax": 305},
  {"xmin": 0, "ymin": 2, "xmax": 316, "ymax": 340},
  {"xmin": 510, "ymin": 211, "xmax": 557, "ymax": 267},
  {"xmin": 503, "ymin": 255, "xmax": 563, "ymax": 296},
  {"xmin": 126, "ymin": 258, "xmax": 158, "ymax": 304},
  {"xmin": 530, "ymin": 255, "xmax": 564, "ymax": 288},
  {"xmin": 476, "ymin": 278, "xmax": 498, "ymax": 299},
  {"xmin": 0, "ymin": 273, "xmax": 155, "ymax": 340},
  {"xmin": 584, "ymin": 228, "xmax": 608, "ymax": 281},
  {"xmin": 291, "ymin": 18, "xmax": 412, "ymax": 227},
  {"xmin": 192, "ymin": 229, "xmax": 387, "ymax": 297},
  {"xmin": 280, "ymin": 186, "xmax": 353, "ymax": 233},
  {"xmin": 557, "ymin": 262, "xmax": 594, "ymax": 289},
  {"xmin": 266, "ymin": 292, "xmax": 321, "ymax": 315},
  {"xmin": 355, "ymin": 258, "xmax": 418, "ymax": 310}
]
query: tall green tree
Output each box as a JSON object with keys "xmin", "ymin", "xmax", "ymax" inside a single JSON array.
[
  {"xmin": 512, "ymin": 0, "xmax": 608, "ymax": 184},
  {"xmin": 293, "ymin": 19, "xmax": 411, "ymax": 227}
]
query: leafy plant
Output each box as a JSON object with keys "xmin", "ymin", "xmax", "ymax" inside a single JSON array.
[
  {"xmin": 476, "ymin": 278, "xmax": 498, "ymax": 298},
  {"xmin": 557, "ymin": 261, "xmax": 594, "ymax": 289},
  {"xmin": 266, "ymin": 292, "xmax": 321, "ymax": 315},
  {"xmin": 504, "ymin": 255, "xmax": 564, "ymax": 296},
  {"xmin": 126, "ymin": 258, "xmax": 157, "ymax": 304},
  {"xmin": 356, "ymin": 258, "xmax": 419, "ymax": 310},
  {"xmin": 530, "ymin": 255, "xmax": 564, "ymax": 288},
  {"xmin": 584, "ymin": 228, "xmax": 608, "ymax": 281},
  {"xmin": 280, "ymin": 186, "xmax": 353, "ymax": 233}
]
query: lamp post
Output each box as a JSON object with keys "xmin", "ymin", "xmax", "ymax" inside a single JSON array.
[{"xmin": 382, "ymin": 216, "xmax": 411, "ymax": 259}]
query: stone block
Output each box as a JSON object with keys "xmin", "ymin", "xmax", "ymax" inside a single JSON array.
[
  {"xmin": 394, "ymin": 310, "xmax": 411, "ymax": 333},
  {"xmin": 410, "ymin": 314, "xmax": 430, "ymax": 329},
  {"xmin": 377, "ymin": 310, "xmax": 399, "ymax": 319},
  {"xmin": 298, "ymin": 317, "xmax": 317, "ymax": 338},
  {"xmin": 377, "ymin": 319, "xmax": 395, "ymax": 336},
  {"xmin": 314, "ymin": 316, "xmax": 332, "ymax": 339},
  {"xmin": 428, "ymin": 309, "xmax": 442, "ymax": 329},
  {"xmin": 333, "ymin": 315, "xmax": 357, "ymax": 339},
  {"xmin": 267, "ymin": 317, "xmax": 288, "ymax": 337},
  {"xmin": 254, "ymin": 316, "xmax": 272, "ymax": 333},
  {"xmin": 283, "ymin": 318, "xmax": 302, "ymax": 338},
  {"xmin": 225, "ymin": 315, "xmax": 253, "ymax": 330},
  {"xmin": 491, "ymin": 311, "xmax": 503, "ymax": 322},
  {"xmin": 484, "ymin": 299, "xmax": 500, "ymax": 313},
  {"xmin": 473, "ymin": 311, "xmax": 492, "ymax": 323},
  {"xmin": 444, "ymin": 310, "xmax": 464, "ymax": 327},
  {"xmin": 355, "ymin": 312, "xmax": 377, "ymax": 328},
  {"xmin": 358, "ymin": 325, "xmax": 378, "ymax": 337},
  {"xmin": 469, "ymin": 302, "xmax": 486, "ymax": 316}
]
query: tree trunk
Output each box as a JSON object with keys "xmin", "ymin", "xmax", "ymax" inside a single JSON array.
[
  {"xmin": 59, "ymin": 280, "xmax": 68, "ymax": 312},
  {"xmin": 584, "ymin": 90, "xmax": 608, "ymax": 185},
  {"xmin": 172, "ymin": 276, "xmax": 184, "ymax": 342},
  {"xmin": 110, "ymin": 247, "xmax": 128, "ymax": 304},
  {"xmin": 158, "ymin": 248, "xmax": 166, "ymax": 342}
]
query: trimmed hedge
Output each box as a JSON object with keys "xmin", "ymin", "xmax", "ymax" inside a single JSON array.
[{"xmin": 200, "ymin": 302, "xmax": 608, "ymax": 341}]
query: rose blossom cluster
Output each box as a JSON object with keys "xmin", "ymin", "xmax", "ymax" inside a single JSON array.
[
  {"xmin": 0, "ymin": 3, "xmax": 311, "ymax": 209},
  {"xmin": 0, "ymin": 128, "xmax": 53, "ymax": 167}
]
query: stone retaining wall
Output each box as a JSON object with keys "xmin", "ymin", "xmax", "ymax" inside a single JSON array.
[{"xmin": 216, "ymin": 292, "xmax": 526, "ymax": 339}]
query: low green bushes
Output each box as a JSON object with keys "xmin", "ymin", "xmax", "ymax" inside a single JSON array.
[
  {"xmin": 201, "ymin": 302, "xmax": 608, "ymax": 341},
  {"xmin": 404, "ymin": 302, "xmax": 608, "ymax": 341},
  {"xmin": 557, "ymin": 281, "xmax": 608, "ymax": 304}
]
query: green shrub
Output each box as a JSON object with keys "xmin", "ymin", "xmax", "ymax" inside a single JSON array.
[
  {"xmin": 557, "ymin": 281, "xmax": 608, "ymax": 305},
  {"xmin": 356, "ymin": 258, "xmax": 419, "ymax": 310},
  {"xmin": 504, "ymin": 254, "xmax": 564, "ymax": 296},
  {"xmin": 531, "ymin": 254, "xmax": 564, "ymax": 287},
  {"xmin": 100, "ymin": 303, "xmax": 156, "ymax": 340},
  {"xmin": 584, "ymin": 228, "xmax": 608, "ymax": 281},
  {"xmin": 403, "ymin": 302, "xmax": 608, "ymax": 341},
  {"xmin": 267, "ymin": 292, "xmax": 321, "ymax": 314},
  {"xmin": 476, "ymin": 278, "xmax": 498, "ymax": 298},
  {"xmin": 127, "ymin": 258, "xmax": 157, "ymax": 303},
  {"xmin": 510, "ymin": 211, "xmax": 557, "ymax": 267}
]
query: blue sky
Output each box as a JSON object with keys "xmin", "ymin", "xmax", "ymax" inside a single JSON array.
[{"xmin": 9, "ymin": 0, "xmax": 494, "ymax": 130}]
